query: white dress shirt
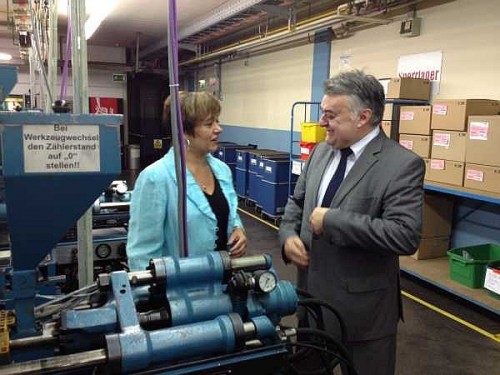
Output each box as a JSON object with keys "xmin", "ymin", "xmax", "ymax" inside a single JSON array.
[{"xmin": 317, "ymin": 126, "xmax": 380, "ymax": 206}]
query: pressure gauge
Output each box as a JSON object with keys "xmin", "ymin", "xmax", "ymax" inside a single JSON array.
[
  {"xmin": 95, "ymin": 244, "xmax": 112, "ymax": 259},
  {"xmin": 115, "ymin": 181, "xmax": 128, "ymax": 195},
  {"xmin": 255, "ymin": 271, "xmax": 277, "ymax": 293}
]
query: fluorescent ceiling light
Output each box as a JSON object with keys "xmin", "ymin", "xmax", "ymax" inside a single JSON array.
[
  {"xmin": 57, "ymin": 0, "xmax": 119, "ymax": 40},
  {"xmin": 0, "ymin": 53, "xmax": 12, "ymax": 60}
]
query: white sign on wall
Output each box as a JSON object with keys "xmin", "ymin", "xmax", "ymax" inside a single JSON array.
[
  {"xmin": 23, "ymin": 125, "xmax": 101, "ymax": 173},
  {"xmin": 397, "ymin": 51, "xmax": 443, "ymax": 98}
]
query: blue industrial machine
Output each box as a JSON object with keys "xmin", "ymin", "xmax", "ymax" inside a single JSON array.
[
  {"xmin": 2, "ymin": 251, "xmax": 297, "ymax": 374},
  {"xmin": 0, "ymin": 109, "xmax": 122, "ymax": 338},
  {"xmin": 41, "ymin": 227, "xmax": 128, "ymax": 293},
  {"xmin": 91, "ymin": 180, "xmax": 131, "ymax": 229},
  {"xmin": 0, "ymin": 66, "xmax": 300, "ymax": 374}
]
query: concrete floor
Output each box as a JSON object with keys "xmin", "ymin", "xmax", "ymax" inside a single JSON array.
[{"xmin": 239, "ymin": 206, "xmax": 500, "ymax": 375}]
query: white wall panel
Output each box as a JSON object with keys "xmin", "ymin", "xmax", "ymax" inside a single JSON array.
[
  {"xmin": 221, "ymin": 44, "xmax": 313, "ymax": 130},
  {"xmin": 330, "ymin": 0, "xmax": 500, "ymax": 99}
]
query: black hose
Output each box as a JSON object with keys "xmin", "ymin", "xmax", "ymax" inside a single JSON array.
[
  {"xmin": 288, "ymin": 306, "xmax": 322, "ymax": 364},
  {"xmin": 295, "ymin": 289, "xmax": 325, "ymax": 331},
  {"xmin": 298, "ymin": 298, "xmax": 348, "ymax": 344},
  {"xmin": 301, "ymin": 305, "xmax": 323, "ymax": 330},
  {"xmin": 296, "ymin": 288, "xmax": 314, "ymax": 298},
  {"xmin": 296, "ymin": 328, "xmax": 358, "ymax": 375},
  {"xmin": 287, "ymin": 342, "xmax": 346, "ymax": 375},
  {"xmin": 288, "ymin": 341, "xmax": 340, "ymax": 375}
]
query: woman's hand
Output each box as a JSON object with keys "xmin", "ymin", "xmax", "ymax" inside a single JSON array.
[{"xmin": 227, "ymin": 227, "xmax": 247, "ymax": 257}]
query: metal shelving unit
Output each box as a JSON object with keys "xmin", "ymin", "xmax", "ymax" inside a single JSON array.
[
  {"xmin": 288, "ymin": 101, "xmax": 321, "ymax": 196},
  {"xmin": 399, "ymin": 256, "xmax": 500, "ymax": 315},
  {"xmin": 384, "ymin": 98, "xmax": 429, "ymax": 141},
  {"xmin": 384, "ymin": 99, "xmax": 499, "ymax": 314},
  {"xmin": 424, "ymin": 182, "xmax": 500, "ymax": 205},
  {"xmin": 400, "ymin": 180, "xmax": 500, "ymax": 315}
]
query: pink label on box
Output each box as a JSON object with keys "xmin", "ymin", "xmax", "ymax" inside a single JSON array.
[
  {"xmin": 484, "ymin": 267, "xmax": 500, "ymax": 294},
  {"xmin": 400, "ymin": 111, "xmax": 414, "ymax": 121},
  {"xmin": 466, "ymin": 169, "xmax": 484, "ymax": 182},
  {"xmin": 433, "ymin": 132, "xmax": 451, "ymax": 148},
  {"xmin": 430, "ymin": 159, "xmax": 445, "ymax": 170},
  {"xmin": 433, "ymin": 104, "xmax": 448, "ymax": 115},
  {"xmin": 399, "ymin": 140, "xmax": 413, "ymax": 150},
  {"xmin": 469, "ymin": 121, "xmax": 489, "ymax": 141}
]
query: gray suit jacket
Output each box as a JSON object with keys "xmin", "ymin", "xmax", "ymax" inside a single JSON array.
[{"xmin": 279, "ymin": 131, "xmax": 425, "ymax": 342}]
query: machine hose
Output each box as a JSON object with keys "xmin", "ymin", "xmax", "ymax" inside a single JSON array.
[{"xmin": 291, "ymin": 328, "xmax": 358, "ymax": 375}]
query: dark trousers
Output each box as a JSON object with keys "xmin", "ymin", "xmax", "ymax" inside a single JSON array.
[
  {"xmin": 292, "ymin": 334, "xmax": 396, "ymax": 375},
  {"xmin": 341, "ymin": 335, "xmax": 397, "ymax": 375}
]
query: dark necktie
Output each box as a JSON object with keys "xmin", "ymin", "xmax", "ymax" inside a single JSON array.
[{"xmin": 321, "ymin": 147, "xmax": 353, "ymax": 207}]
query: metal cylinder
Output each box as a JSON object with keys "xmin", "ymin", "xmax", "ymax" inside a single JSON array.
[
  {"xmin": 9, "ymin": 335, "xmax": 58, "ymax": 350},
  {"xmin": 0, "ymin": 349, "xmax": 107, "ymax": 375},
  {"xmin": 230, "ymin": 254, "xmax": 271, "ymax": 272},
  {"xmin": 128, "ymin": 270, "xmax": 154, "ymax": 285}
]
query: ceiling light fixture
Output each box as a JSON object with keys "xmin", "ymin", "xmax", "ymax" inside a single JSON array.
[
  {"xmin": 57, "ymin": 0, "xmax": 119, "ymax": 40},
  {"xmin": 0, "ymin": 53, "xmax": 13, "ymax": 61}
]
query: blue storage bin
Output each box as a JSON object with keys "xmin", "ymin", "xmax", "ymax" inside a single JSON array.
[
  {"xmin": 247, "ymin": 150, "xmax": 287, "ymax": 173},
  {"xmin": 227, "ymin": 162, "xmax": 236, "ymax": 181},
  {"xmin": 236, "ymin": 150, "xmax": 250, "ymax": 170},
  {"xmin": 248, "ymin": 171, "xmax": 261, "ymax": 202},
  {"xmin": 213, "ymin": 141, "xmax": 236, "ymax": 158},
  {"xmin": 262, "ymin": 158, "xmax": 298, "ymax": 184},
  {"xmin": 256, "ymin": 152, "xmax": 289, "ymax": 175},
  {"xmin": 260, "ymin": 180, "xmax": 295, "ymax": 216},
  {"xmin": 248, "ymin": 154, "xmax": 260, "ymax": 174},
  {"xmin": 235, "ymin": 167, "xmax": 248, "ymax": 197},
  {"xmin": 217, "ymin": 144, "xmax": 256, "ymax": 163}
]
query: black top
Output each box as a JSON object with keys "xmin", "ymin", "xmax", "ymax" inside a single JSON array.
[{"xmin": 204, "ymin": 177, "xmax": 229, "ymax": 251}]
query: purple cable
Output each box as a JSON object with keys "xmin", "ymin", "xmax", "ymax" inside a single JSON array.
[
  {"xmin": 168, "ymin": 0, "xmax": 189, "ymax": 257},
  {"xmin": 60, "ymin": 13, "xmax": 72, "ymax": 100}
]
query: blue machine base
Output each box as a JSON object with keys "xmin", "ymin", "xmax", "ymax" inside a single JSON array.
[{"xmin": 134, "ymin": 344, "xmax": 289, "ymax": 375}]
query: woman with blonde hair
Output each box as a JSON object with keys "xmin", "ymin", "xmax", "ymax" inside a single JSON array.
[{"xmin": 127, "ymin": 91, "xmax": 246, "ymax": 270}]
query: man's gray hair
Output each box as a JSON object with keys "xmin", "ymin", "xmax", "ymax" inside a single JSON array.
[{"xmin": 324, "ymin": 70, "xmax": 385, "ymax": 126}]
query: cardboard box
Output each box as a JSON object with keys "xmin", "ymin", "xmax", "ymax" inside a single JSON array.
[
  {"xmin": 466, "ymin": 115, "xmax": 500, "ymax": 167},
  {"xmin": 411, "ymin": 236, "xmax": 450, "ymax": 260},
  {"xmin": 431, "ymin": 99, "xmax": 499, "ymax": 131},
  {"xmin": 386, "ymin": 78, "xmax": 431, "ymax": 100},
  {"xmin": 464, "ymin": 163, "xmax": 500, "ymax": 194},
  {"xmin": 431, "ymin": 131, "xmax": 467, "ymax": 162},
  {"xmin": 426, "ymin": 159, "xmax": 464, "ymax": 186},
  {"xmin": 399, "ymin": 105, "xmax": 432, "ymax": 135},
  {"xmin": 423, "ymin": 158, "xmax": 430, "ymax": 180},
  {"xmin": 422, "ymin": 193, "xmax": 454, "ymax": 238},
  {"xmin": 384, "ymin": 103, "xmax": 394, "ymax": 121},
  {"xmin": 381, "ymin": 121, "xmax": 392, "ymax": 138},
  {"xmin": 399, "ymin": 134, "xmax": 431, "ymax": 158}
]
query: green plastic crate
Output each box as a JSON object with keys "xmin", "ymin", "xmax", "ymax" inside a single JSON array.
[{"xmin": 447, "ymin": 244, "xmax": 500, "ymax": 288}]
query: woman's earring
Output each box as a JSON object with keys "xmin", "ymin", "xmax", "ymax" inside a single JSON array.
[{"xmin": 185, "ymin": 138, "xmax": 191, "ymax": 148}]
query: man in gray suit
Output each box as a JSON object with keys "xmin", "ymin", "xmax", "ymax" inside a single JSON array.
[{"xmin": 280, "ymin": 70, "xmax": 425, "ymax": 375}]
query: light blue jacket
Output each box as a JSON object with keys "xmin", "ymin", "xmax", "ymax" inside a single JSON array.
[{"xmin": 127, "ymin": 149, "xmax": 243, "ymax": 271}]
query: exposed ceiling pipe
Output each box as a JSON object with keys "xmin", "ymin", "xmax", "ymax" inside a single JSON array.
[
  {"xmin": 180, "ymin": 12, "xmax": 391, "ymax": 67},
  {"xmin": 180, "ymin": 0, "xmax": 428, "ymax": 67},
  {"xmin": 139, "ymin": 0, "xmax": 267, "ymax": 59}
]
